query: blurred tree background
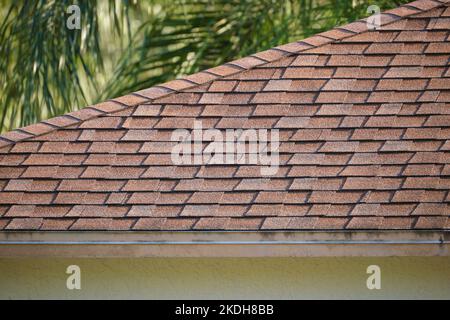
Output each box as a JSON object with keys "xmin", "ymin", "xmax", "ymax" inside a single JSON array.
[{"xmin": 0, "ymin": 0, "xmax": 409, "ymax": 132}]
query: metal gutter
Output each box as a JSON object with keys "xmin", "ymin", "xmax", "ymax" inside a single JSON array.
[{"xmin": 0, "ymin": 230, "xmax": 448, "ymax": 257}]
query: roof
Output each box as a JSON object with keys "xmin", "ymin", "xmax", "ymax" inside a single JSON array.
[{"xmin": 0, "ymin": 0, "xmax": 449, "ymax": 233}]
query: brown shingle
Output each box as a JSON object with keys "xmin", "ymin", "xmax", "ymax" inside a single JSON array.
[
  {"xmin": 10, "ymin": 142, "xmax": 41, "ymax": 153},
  {"xmin": 66, "ymin": 205, "xmax": 128, "ymax": 218},
  {"xmin": 275, "ymin": 42, "xmax": 312, "ymax": 53},
  {"xmin": 5, "ymin": 218, "xmax": 43, "ymax": 230},
  {"xmin": 0, "ymin": 1, "xmax": 449, "ymax": 232},
  {"xmin": 426, "ymin": 43, "xmax": 450, "ymax": 53},
  {"xmin": 193, "ymin": 217, "xmax": 262, "ymax": 230},
  {"xmin": 133, "ymin": 105, "xmax": 162, "ymax": 116},
  {"xmin": 196, "ymin": 166, "xmax": 237, "ymax": 178},
  {"xmin": 79, "ymin": 117, "xmax": 122, "ymax": 129},
  {"xmin": 288, "ymin": 166, "xmax": 343, "ymax": 178},
  {"xmin": 221, "ymin": 192, "xmax": 256, "ymax": 204},
  {"xmin": 291, "ymin": 55, "xmax": 325, "ymax": 66},
  {"xmin": 236, "ymin": 81, "xmax": 267, "ymax": 92},
  {"xmin": 202, "ymin": 105, "xmax": 253, "ymax": 117},
  {"xmin": 70, "ymin": 218, "xmax": 135, "ymax": 230},
  {"xmin": 134, "ymin": 217, "xmax": 196, "ymax": 230},
  {"xmin": 221, "ymin": 93, "xmax": 253, "ymax": 104},
  {"xmin": 174, "ymin": 179, "xmax": 239, "ymax": 192},
  {"xmin": 260, "ymin": 217, "xmax": 289, "ymax": 229},
  {"xmin": 253, "ymin": 49, "xmax": 287, "ymax": 62},
  {"xmin": 308, "ymin": 204, "xmax": 351, "ymax": 216},
  {"xmin": 412, "ymin": 203, "xmax": 450, "ymax": 216},
  {"xmin": 40, "ymin": 219, "xmax": 75, "ymax": 230},
  {"xmin": 254, "ymin": 191, "xmax": 286, "ymax": 203},
  {"xmin": 308, "ymin": 191, "xmax": 363, "ymax": 204},
  {"xmin": 403, "ymin": 176, "xmax": 449, "ymax": 189},
  {"xmin": 346, "ymin": 217, "xmax": 383, "ymax": 229},
  {"xmin": 290, "ymin": 178, "xmax": 343, "ymax": 190},
  {"xmin": 315, "ymin": 92, "xmax": 347, "ymax": 104},
  {"xmin": 425, "ymin": 115, "xmax": 450, "ymax": 126},
  {"xmin": 206, "ymin": 65, "xmax": 241, "ymax": 77},
  {"xmin": 186, "ymin": 192, "xmax": 221, "ymax": 204},
  {"xmin": 0, "ymin": 219, "xmax": 10, "ymax": 230},
  {"xmin": 283, "ymin": 67, "xmax": 334, "ymax": 79},
  {"xmin": 415, "ymin": 216, "xmax": 447, "ymax": 229},
  {"xmin": 333, "ymin": 67, "xmax": 386, "ymax": 78},
  {"xmin": 121, "ymin": 117, "xmax": 158, "ymax": 129},
  {"xmin": 246, "ymin": 204, "xmax": 282, "ymax": 216},
  {"xmin": 365, "ymin": 116, "xmax": 426, "ymax": 127},
  {"xmin": 343, "ymin": 177, "xmax": 403, "ymax": 190},
  {"xmin": 380, "ymin": 217, "xmax": 414, "ymax": 229},
  {"xmin": 127, "ymin": 205, "xmax": 180, "ymax": 217},
  {"xmin": 207, "ymin": 81, "xmax": 236, "ymax": 92},
  {"xmin": 314, "ymin": 217, "xmax": 349, "ymax": 229},
  {"xmin": 392, "ymin": 190, "xmax": 446, "ymax": 202},
  {"xmin": 235, "ymin": 178, "xmax": 291, "ymax": 191},
  {"xmin": 4, "ymin": 205, "xmax": 36, "ymax": 217}
]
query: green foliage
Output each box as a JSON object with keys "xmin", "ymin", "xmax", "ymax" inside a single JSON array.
[{"xmin": 0, "ymin": 0, "xmax": 409, "ymax": 132}]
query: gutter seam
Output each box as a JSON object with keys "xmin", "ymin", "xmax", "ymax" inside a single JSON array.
[{"xmin": 1, "ymin": 240, "xmax": 448, "ymax": 245}]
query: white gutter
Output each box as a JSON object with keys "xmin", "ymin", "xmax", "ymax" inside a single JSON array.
[{"xmin": 0, "ymin": 230, "xmax": 448, "ymax": 257}]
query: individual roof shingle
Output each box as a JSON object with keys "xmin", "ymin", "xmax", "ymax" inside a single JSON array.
[{"xmin": 0, "ymin": 0, "xmax": 449, "ymax": 231}]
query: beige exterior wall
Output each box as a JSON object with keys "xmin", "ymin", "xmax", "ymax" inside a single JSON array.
[{"xmin": 0, "ymin": 257, "xmax": 449, "ymax": 299}]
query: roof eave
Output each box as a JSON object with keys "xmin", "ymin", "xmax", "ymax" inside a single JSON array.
[{"xmin": 0, "ymin": 230, "xmax": 448, "ymax": 257}]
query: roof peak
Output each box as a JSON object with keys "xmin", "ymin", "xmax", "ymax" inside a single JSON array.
[{"xmin": 0, "ymin": 0, "xmax": 446, "ymax": 149}]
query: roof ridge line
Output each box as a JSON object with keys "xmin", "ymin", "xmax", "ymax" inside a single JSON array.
[{"xmin": 0, "ymin": 0, "xmax": 446, "ymax": 149}]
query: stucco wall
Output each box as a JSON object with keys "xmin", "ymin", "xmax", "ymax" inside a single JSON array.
[{"xmin": 0, "ymin": 257, "xmax": 449, "ymax": 299}]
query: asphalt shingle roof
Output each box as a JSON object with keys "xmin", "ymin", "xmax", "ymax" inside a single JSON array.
[{"xmin": 0, "ymin": 0, "xmax": 449, "ymax": 231}]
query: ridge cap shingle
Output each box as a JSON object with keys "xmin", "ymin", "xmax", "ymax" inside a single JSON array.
[{"xmin": 0, "ymin": 0, "xmax": 446, "ymax": 149}]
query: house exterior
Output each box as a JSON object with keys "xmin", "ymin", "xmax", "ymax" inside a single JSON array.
[{"xmin": 0, "ymin": 0, "xmax": 449, "ymax": 299}]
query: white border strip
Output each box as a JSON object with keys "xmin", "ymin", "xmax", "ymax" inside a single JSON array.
[{"xmin": 0, "ymin": 231, "xmax": 448, "ymax": 257}]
